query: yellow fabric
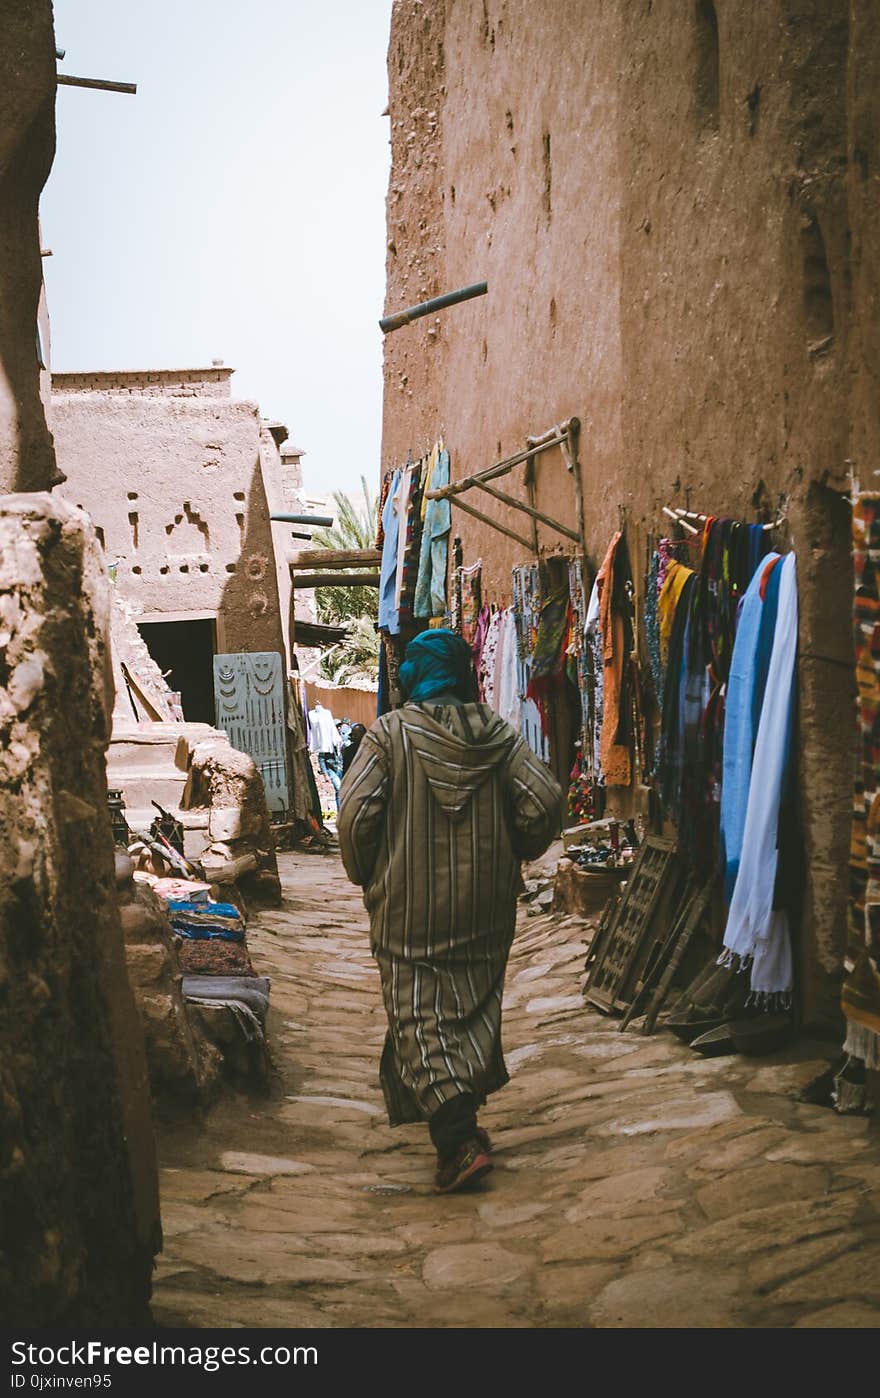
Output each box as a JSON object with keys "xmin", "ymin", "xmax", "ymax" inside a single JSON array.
[
  {"xmin": 420, "ymin": 441, "xmax": 440, "ymax": 521},
  {"xmin": 596, "ymin": 531, "xmax": 631, "ymax": 788},
  {"xmin": 657, "ymin": 560, "xmax": 695, "ymax": 664}
]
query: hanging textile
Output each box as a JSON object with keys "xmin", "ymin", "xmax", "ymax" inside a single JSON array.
[
  {"xmin": 525, "ymin": 586, "xmax": 570, "ymax": 701},
  {"xmin": 459, "ymin": 561, "xmax": 482, "ymax": 645},
  {"xmin": 842, "ymin": 493, "xmax": 880, "ymax": 1075},
  {"xmin": 385, "ymin": 635, "xmax": 403, "ymax": 708},
  {"xmin": 285, "ymin": 679, "xmax": 317, "ymax": 823},
  {"xmin": 377, "ymin": 630, "xmax": 390, "ymax": 717},
  {"xmin": 378, "ymin": 467, "xmax": 402, "ymax": 636},
  {"xmin": 657, "ymin": 535, "xmax": 697, "ymax": 590},
  {"xmin": 611, "ymin": 531, "xmax": 637, "ymax": 751},
  {"xmin": 719, "ymin": 552, "xmax": 798, "ymax": 1006},
  {"xmin": 657, "ymin": 560, "xmax": 695, "ymax": 663},
  {"xmin": 393, "ymin": 464, "xmax": 414, "ymax": 611},
  {"xmin": 375, "ymin": 469, "xmax": 393, "ymax": 551},
  {"xmin": 567, "ymin": 556, "xmax": 590, "ymax": 744},
  {"xmin": 719, "ymin": 553, "xmax": 781, "ymax": 902},
  {"xmin": 751, "ymin": 555, "xmax": 784, "ymax": 732},
  {"xmin": 510, "ymin": 563, "xmax": 549, "ymax": 760},
  {"xmin": 679, "ymin": 593, "xmax": 712, "ymax": 864},
  {"xmin": 512, "ymin": 564, "xmax": 540, "ymax": 659},
  {"xmin": 567, "ymin": 745, "xmax": 593, "ymax": 824},
  {"xmin": 420, "ymin": 441, "xmax": 439, "ymax": 520},
  {"xmin": 849, "ymin": 494, "xmax": 880, "ymax": 955},
  {"xmin": 656, "ymin": 570, "xmax": 697, "ymax": 817},
  {"xmin": 584, "ymin": 576, "xmax": 604, "ymax": 783},
  {"xmin": 645, "ymin": 550, "xmax": 663, "ymax": 719},
  {"xmin": 471, "ymin": 603, "xmax": 491, "ymax": 691},
  {"xmin": 495, "ymin": 607, "xmax": 521, "ymax": 731},
  {"xmin": 396, "ymin": 464, "xmax": 425, "ymax": 630},
  {"xmin": 596, "ymin": 531, "xmax": 631, "ymax": 787},
  {"xmin": 479, "ymin": 607, "xmax": 504, "ymax": 706},
  {"xmin": 525, "ymin": 586, "xmax": 574, "ymax": 741},
  {"xmin": 657, "ymin": 519, "xmax": 772, "ymax": 874},
  {"xmin": 413, "ymin": 446, "xmax": 451, "ymax": 619}
]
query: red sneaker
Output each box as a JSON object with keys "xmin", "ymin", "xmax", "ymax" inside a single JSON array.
[{"xmin": 435, "ymin": 1138, "xmax": 493, "ymax": 1194}]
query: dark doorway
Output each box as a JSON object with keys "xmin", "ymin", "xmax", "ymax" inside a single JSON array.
[{"xmin": 139, "ymin": 617, "xmax": 217, "ymax": 725}]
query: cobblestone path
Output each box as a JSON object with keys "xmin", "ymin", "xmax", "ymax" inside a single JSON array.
[{"xmin": 152, "ymin": 851, "xmax": 880, "ymax": 1328}]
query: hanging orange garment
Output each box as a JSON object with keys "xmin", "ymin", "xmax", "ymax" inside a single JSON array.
[
  {"xmin": 596, "ymin": 530, "xmax": 631, "ymax": 787},
  {"xmin": 657, "ymin": 560, "xmax": 695, "ymax": 664}
]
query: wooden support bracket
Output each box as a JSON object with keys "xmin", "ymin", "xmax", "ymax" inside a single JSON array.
[
  {"xmin": 290, "ymin": 548, "xmax": 382, "ymax": 570},
  {"xmin": 291, "ymin": 572, "xmax": 380, "ymax": 588}
]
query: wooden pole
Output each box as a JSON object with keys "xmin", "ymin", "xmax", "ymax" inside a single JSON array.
[
  {"xmin": 270, "ymin": 512, "xmax": 334, "ymax": 526},
  {"xmin": 291, "ymin": 572, "xmax": 380, "ymax": 589},
  {"xmin": 563, "ymin": 417, "xmax": 588, "ymax": 560},
  {"xmin": 57, "ymin": 74, "xmax": 137, "ymax": 94},
  {"xmin": 445, "ymin": 495, "xmax": 534, "ymax": 552},
  {"xmin": 471, "ymin": 477, "xmax": 580, "ymax": 543},
  {"xmin": 290, "ymin": 548, "xmax": 382, "ymax": 569},
  {"xmin": 426, "ymin": 430, "xmax": 569, "ymax": 501}
]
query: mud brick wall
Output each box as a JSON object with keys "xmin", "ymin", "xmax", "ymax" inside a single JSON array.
[
  {"xmin": 52, "ymin": 367, "xmax": 234, "ymax": 398},
  {"xmin": 0, "ymin": 0, "xmax": 58, "ymax": 492},
  {"xmin": 382, "ymin": 0, "xmax": 880, "ymax": 1029},
  {"xmin": 52, "ymin": 384, "xmax": 286, "ymax": 659},
  {"xmin": 0, "ymin": 495, "xmax": 159, "ymax": 1324}
]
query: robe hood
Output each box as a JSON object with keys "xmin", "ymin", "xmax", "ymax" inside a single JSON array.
[{"xmin": 398, "ymin": 704, "xmax": 516, "ymax": 819}]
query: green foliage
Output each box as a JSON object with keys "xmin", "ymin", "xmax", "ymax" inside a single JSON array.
[
  {"xmin": 311, "ymin": 475, "xmax": 379, "ymax": 625},
  {"xmin": 321, "ymin": 614, "xmax": 380, "ymax": 685},
  {"xmin": 310, "ymin": 477, "xmax": 380, "ymax": 684}
]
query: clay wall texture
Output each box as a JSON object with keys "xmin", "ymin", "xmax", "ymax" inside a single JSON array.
[
  {"xmin": 53, "ymin": 366, "xmax": 233, "ymax": 398},
  {"xmin": 0, "ymin": 495, "xmax": 159, "ymax": 1324},
  {"xmin": 382, "ymin": 0, "xmax": 880, "ymax": 1027},
  {"xmin": 52, "ymin": 372, "xmax": 286, "ymax": 658},
  {"xmin": 0, "ymin": 0, "xmax": 58, "ymax": 492}
]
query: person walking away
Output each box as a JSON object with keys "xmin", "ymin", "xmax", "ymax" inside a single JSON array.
[
  {"xmin": 309, "ymin": 700, "xmax": 343, "ymax": 810},
  {"xmin": 338, "ymin": 629, "xmax": 563, "ymax": 1194},
  {"xmin": 341, "ymin": 722, "xmax": 367, "ymax": 777}
]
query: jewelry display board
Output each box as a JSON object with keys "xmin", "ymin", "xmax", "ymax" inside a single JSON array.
[{"xmin": 212, "ymin": 651, "xmax": 289, "ymax": 816}]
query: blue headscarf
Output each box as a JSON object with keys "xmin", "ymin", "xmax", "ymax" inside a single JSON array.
[{"xmin": 398, "ymin": 628, "xmax": 477, "ymax": 704}]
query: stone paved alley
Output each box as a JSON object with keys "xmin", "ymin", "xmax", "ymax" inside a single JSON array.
[{"xmin": 152, "ymin": 851, "xmax": 880, "ymax": 1329}]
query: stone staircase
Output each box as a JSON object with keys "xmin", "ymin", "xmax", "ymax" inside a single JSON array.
[{"xmin": 107, "ymin": 721, "xmax": 218, "ymax": 850}]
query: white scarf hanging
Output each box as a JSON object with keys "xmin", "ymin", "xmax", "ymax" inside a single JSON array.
[
  {"xmin": 496, "ymin": 608, "xmax": 521, "ymax": 732},
  {"xmin": 720, "ymin": 552, "xmax": 798, "ymax": 1004}
]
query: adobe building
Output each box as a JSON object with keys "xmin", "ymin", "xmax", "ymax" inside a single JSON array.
[
  {"xmin": 52, "ymin": 365, "xmax": 290, "ymax": 725},
  {"xmin": 380, "ymin": 0, "xmax": 880, "ymax": 1032}
]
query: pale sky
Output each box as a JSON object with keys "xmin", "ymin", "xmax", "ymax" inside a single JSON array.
[{"xmin": 42, "ymin": 0, "xmax": 394, "ymax": 496}]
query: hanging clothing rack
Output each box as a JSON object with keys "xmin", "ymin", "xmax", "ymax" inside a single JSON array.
[
  {"xmin": 424, "ymin": 417, "xmax": 587, "ymax": 559},
  {"xmin": 661, "ymin": 504, "xmax": 786, "ymax": 536}
]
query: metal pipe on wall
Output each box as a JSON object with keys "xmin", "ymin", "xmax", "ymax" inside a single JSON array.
[{"xmin": 380, "ymin": 281, "xmax": 488, "ymax": 334}]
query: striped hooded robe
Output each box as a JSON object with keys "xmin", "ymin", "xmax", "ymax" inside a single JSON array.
[{"xmin": 338, "ymin": 701, "xmax": 563, "ymax": 1126}]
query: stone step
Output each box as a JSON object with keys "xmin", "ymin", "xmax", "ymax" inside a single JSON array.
[
  {"xmin": 110, "ymin": 772, "xmax": 188, "ymax": 814},
  {"xmin": 110, "ymin": 721, "xmax": 224, "ymax": 773},
  {"xmin": 110, "ymin": 733, "xmax": 187, "ymax": 772}
]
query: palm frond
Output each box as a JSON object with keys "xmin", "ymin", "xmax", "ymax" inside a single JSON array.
[
  {"xmin": 318, "ymin": 613, "xmax": 380, "ymax": 684},
  {"xmin": 311, "ymin": 479, "xmax": 380, "ymax": 626}
]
